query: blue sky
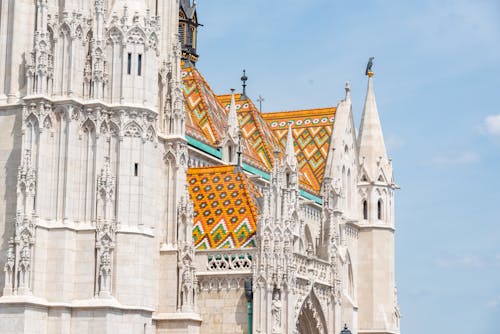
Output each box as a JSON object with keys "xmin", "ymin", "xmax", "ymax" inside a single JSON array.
[{"xmin": 194, "ymin": 0, "xmax": 500, "ymax": 333}]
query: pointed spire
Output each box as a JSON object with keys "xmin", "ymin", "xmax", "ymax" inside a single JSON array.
[
  {"xmin": 285, "ymin": 121, "xmax": 297, "ymax": 168},
  {"xmin": 344, "ymin": 81, "xmax": 351, "ymax": 102},
  {"xmin": 357, "ymin": 72, "xmax": 389, "ymax": 179},
  {"xmin": 227, "ymin": 88, "xmax": 240, "ymax": 140}
]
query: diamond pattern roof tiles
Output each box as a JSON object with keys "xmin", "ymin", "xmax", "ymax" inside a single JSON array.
[
  {"xmin": 187, "ymin": 165, "xmax": 261, "ymax": 249},
  {"xmin": 262, "ymin": 108, "xmax": 336, "ymax": 194}
]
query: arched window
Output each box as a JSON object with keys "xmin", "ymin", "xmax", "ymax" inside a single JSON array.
[
  {"xmin": 377, "ymin": 199, "xmax": 383, "ymax": 220},
  {"xmin": 363, "ymin": 200, "xmax": 368, "ymax": 220},
  {"xmin": 228, "ymin": 145, "xmax": 232, "ymax": 163}
]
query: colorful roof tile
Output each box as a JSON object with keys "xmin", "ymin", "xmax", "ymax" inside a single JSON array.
[
  {"xmin": 262, "ymin": 108, "xmax": 336, "ymax": 194},
  {"xmin": 182, "ymin": 66, "xmax": 227, "ymax": 146},
  {"xmin": 182, "ymin": 67, "xmax": 281, "ymax": 172},
  {"xmin": 187, "ymin": 165, "xmax": 261, "ymax": 249},
  {"xmin": 217, "ymin": 93, "xmax": 281, "ymax": 171}
]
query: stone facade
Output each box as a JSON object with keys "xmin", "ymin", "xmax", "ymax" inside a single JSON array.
[{"xmin": 0, "ymin": 1, "xmax": 401, "ymax": 333}]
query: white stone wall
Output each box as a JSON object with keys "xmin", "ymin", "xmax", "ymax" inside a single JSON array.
[
  {"xmin": 0, "ymin": 108, "xmax": 22, "ymax": 292},
  {"xmin": 197, "ymin": 288, "xmax": 248, "ymax": 334}
]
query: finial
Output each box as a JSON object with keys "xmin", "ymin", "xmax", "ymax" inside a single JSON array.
[
  {"xmin": 236, "ymin": 132, "xmax": 243, "ymax": 168},
  {"xmin": 227, "ymin": 88, "xmax": 240, "ymax": 139},
  {"xmin": 345, "ymin": 81, "xmax": 351, "ymax": 101},
  {"xmin": 240, "ymin": 69, "xmax": 248, "ymax": 99},
  {"xmin": 365, "ymin": 57, "xmax": 375, "ymax": 77},
  {"xmin": 285, "ymin": 121, "xmax": 297, "ymax": 168},
  {"xmin": 257, "ymin": 95, "xmax": 265, "ymax": 112}
]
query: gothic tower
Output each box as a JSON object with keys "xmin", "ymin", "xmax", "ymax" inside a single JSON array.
[
  {"xmin": 178, "ymin": 0, "xmax": 200, "ymax": 65},
  {"xmin": 357, "ymin": 70, "xmax": 401, "ymax": 334},
  {"xmin": 0, "ymin": 1, "xmax": 186, "ymax": 333}
]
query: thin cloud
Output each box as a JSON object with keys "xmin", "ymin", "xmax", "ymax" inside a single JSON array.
[
  {"xmin": 484, "ymin": 114, "xmax": 500, "ymax": 136},
  {"xmin": 486, "ymin": 296, "xmax": 500, "ymax": 309},
  {"xmin": 432, "ymin": 151, "xmax": 479, "ymax": 166},
  {"xmin": 434, "ymin": 255, "xmax": 484, "ymax": 268},
  {"xmin": 386, "ymin": 134, "xmax": 405, "ymax": 152}
]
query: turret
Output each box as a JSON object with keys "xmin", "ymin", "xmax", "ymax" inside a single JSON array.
[
  {"xmin": 179, "ymin": 0, "xmax": 200, "ymax": 65},
  {"xmin": 357, "ymin": 71, "xmax": 392, "ymax": 185},
  {"xmin": 356, "ymin": 63, "xmax": 400, "ymax": 334}
]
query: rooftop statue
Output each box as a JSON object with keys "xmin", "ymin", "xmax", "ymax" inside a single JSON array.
[{"xmin": 365, "ymin": 57, "xmax": 375, "ymax": 76}]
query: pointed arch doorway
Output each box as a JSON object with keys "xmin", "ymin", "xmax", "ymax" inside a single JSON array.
[{"xmin": 296, "ymin": 292, "xmax": 327, "ymax": 334}]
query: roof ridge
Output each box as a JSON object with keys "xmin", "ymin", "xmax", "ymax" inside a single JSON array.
[
  {"xmin": 187, "ymin": 165, "xmax": 234, "ymax": 174},
  {"xmin": 263, "ymin": 106, "xmax": 336, "ymax": 117}
]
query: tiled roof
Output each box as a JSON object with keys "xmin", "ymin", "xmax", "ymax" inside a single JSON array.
[
  {"xmin": 262, "ymin": 108, "xmax": 336, "ymax": 194},
  {"xmin": 181, "ymin": 67, "xmax": 280, "ymax": 172},
  {"xmin": 182, "ymin": 66, "xmax": 227, "ymax": 146},
  {"xmin": 217, "ymin": 93, "xmax": 281, "ymax": 172},
  {"xmin": 187, "ymin": 165, "xmax": 261, "ymax": 249}
]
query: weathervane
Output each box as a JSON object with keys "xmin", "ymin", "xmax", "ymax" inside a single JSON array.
[{"xmin": 365, "ymin": 57, "xmax": 375, "ymax": 77}]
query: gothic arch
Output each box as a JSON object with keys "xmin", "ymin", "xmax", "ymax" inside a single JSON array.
[
  {"xmin": 148, "ymin": 32, "xmax": 158, "ymax": 51},
  {"xmin": 81, "ymin": 118, "xmax": 96, "ymax": 133},
  {"xmin": 296, "ymin": 290, "xmax": 328, "ymax": 334},
  {"xmin": 107, "ymin": 26, "xmax": 123, "ymax": 45},
  {"xmin": 126, "ymin": 26, "xmax": 146, "ymax": 44},
  {"xmin": 123, "ymin": 121, "xmax": 143, "ymax": 138},
  {"xmin": 345, "ymin": 251, "xmax": 355, "ymax": 299}
]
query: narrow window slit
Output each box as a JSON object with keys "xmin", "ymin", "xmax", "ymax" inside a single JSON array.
[
  {"xmin": 137, "ymin": 54, "xmax": 142, "ymax": 76},
  {"xmin": 127, "ymin": 53, "xmax": 132, "ymax": 75}
]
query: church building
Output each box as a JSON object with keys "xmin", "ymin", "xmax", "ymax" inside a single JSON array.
[{"xmin": 0, "ymin": 1, "xmax": 401, "ymax": 333}]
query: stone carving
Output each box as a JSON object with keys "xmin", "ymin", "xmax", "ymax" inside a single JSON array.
[
  {"xmin": 177, "ymin": 186, "xmax": 197, "ymax": 312},
  {"xmin": 96, "ymin": 219, "xmax": 116, "ymax": 297},
  {"xmin": 95, "ymin": 157, "xmax": 116, "ymax": 298},
  {"xmin": 272, "ymin": 289, "xmax": 282, "ymax": 333},
  {"xmin": 207, "ymin": 252, "xmax": 253, "ymax": 271},
  {"xmin": 197, "ymin": 276, "xmax": 248, "ymax": 292}
]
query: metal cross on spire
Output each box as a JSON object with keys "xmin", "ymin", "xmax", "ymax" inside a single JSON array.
[{"xmin": 257, "ymin": 95, "xmax": 265, "ymax": 112}]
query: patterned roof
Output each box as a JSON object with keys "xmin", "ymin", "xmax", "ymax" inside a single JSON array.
[
  {"xmin": 181, "ymin": 67, "xmax": 280, "ymax": 172},
  {"xmin": 187, "ymin": 165, "xmax": 261, "ymax": 249},
  {"xmin": 217, "ymin": 93, "xmax": 281, "ymax": 171},
  {"xmin": 262, "ymin": 108, "xmax": 336, "ymax": 194},
  {"xmin": 182, "ymin": 65, "xmax": 227, "ymax": 146}
]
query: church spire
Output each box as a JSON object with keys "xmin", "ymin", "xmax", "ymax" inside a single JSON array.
[
  {"xmin": 285, "ymin": 121, "xmax": 297, "ymax": 169},
  {"xmin": 357, "ymin": 65, "xmax": 390, "ymax": 180},
  {"xmin": 227, "ymin": 89, "xmax": 240, "ymax": 140}
]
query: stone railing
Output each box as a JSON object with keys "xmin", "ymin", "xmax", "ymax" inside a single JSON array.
[
  {"xmin": 345, "ymin": 223, "xmax": 359, "ymax": 239},
  {"xmin": 195, "ymin": 249, "xmax": 255, "ymax": 292},
  {"xmin": 293, "ymin": 253, "xmax": 332, "ymax": 286},
  {"xmin": 195, "ymin": 248, "xmax": 255, "ymax": 273}
]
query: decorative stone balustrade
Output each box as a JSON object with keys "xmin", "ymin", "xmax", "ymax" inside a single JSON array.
[
  {"xmin": 194, "ymin": 249, "xmax": 255, "ymax": 274},
  {"xmin": 294, "ymin": 253, "xmax": 332, "ymax": 286}
]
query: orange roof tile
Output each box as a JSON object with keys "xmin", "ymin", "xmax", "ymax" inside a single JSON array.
[
  {"xmin": 262, "ymin": 107, "xmax": 336, "ymax": 194},
  {"xmin": 182, "ymin": 66, "xmax": 227, "ymax": 146},
  {"xmin": 217, "ymin": 93, "xmax": 281, "ymax": 171},
  {"xmin": 187, "ymin": 165, "xmax": 261, "ymax": 249}
]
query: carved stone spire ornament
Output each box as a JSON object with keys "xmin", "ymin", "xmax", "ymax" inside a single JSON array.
[
  {"xmin": 177, "ymin": 185, "xmax": 197, "ymax": 312},
  {"xmin": 95, "ymin": 157, "xmax": 116, "ymax": 298},
  {"xmin": 2, "ymin": 149, "xmax": 39, "ymax": 296},
  {"xmin": 284, "ymin": 121, "xmax": 297, "ymax": 170}
]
